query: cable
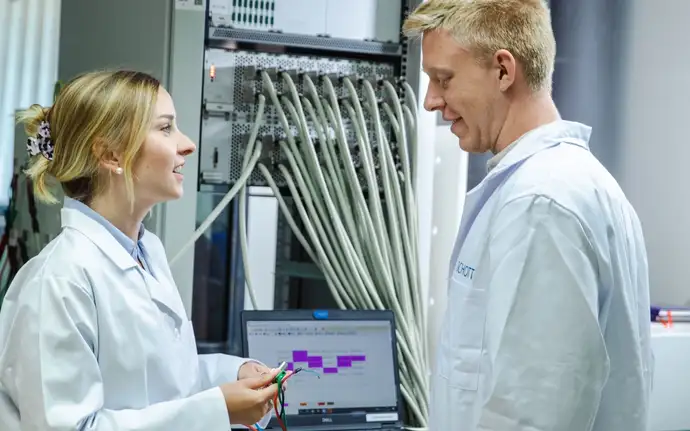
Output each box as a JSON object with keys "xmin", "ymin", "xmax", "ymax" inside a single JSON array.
[
  {"xmin": 339, "ymin": 98, "xmax": 428, "ymax": 398},
  {"xmin": 167, "ymin": 69, "xmax": 429, "ymax": 428},
  {"xmin": 237, "ymin": 95, "xmax": 268, "ymax": 310},
  {"xmin": 170, "ymin": 98, "xmax": 263, "ymax": 294},
  {"xmin": 259, "ymin": 72, "xmax": 430, "ymax": 427},
  {"xmin": 170, "ymin": 145, "xmax": 262, "ymax": 266}
]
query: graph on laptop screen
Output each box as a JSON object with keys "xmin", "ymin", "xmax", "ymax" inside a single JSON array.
[{"xmin": 245, "ymin": 319, "xmax": 399, "ymax": 417}]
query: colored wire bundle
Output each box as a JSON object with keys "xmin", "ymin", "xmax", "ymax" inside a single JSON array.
[
  {"xmin": 274, "ymin": 369, "xmax": 289, "ymax": 429},
  {"xmin": 247, "ymin": 369, "xmax": 306, "ymax": 431}
]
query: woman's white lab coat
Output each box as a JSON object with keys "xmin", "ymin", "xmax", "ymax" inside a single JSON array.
[
  {"xmin": 0, "ymin": 207, "xmax": 250, "ymax": 430},
  {"xmin": 431, "ymin": 121, "xmax": 653, "ymax": 431}
]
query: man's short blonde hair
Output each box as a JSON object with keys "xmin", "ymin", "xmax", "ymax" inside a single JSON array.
[{"xmin": 403, "ymin": 0, "xmax": 556, "ymax": 92}]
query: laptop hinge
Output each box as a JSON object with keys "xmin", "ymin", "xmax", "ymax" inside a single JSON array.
[{"xmin": 267, "ymin": 424, "xmax": 386, "ymax": 431}]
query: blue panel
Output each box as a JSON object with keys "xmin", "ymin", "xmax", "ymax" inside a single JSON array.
[{"xmin": 313, "ymin": 310, "xmax": 329, "ymax": 320}]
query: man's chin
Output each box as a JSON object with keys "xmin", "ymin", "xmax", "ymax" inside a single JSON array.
[{"xmin": 458, "ymin": 138, "xmax": 479, "ymax": 153}]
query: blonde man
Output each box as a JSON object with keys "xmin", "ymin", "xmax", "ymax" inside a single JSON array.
[{"xmin": 404, "ymin": 1, "xmax": 651, "ymax": 430}]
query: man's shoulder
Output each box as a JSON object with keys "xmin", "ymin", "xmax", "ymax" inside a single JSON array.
[
  {"xmin": 497, "ymin": 145, "xmax": 643, "ymax": 250},
  {"xmin": 505, "ymin": 144, "xmax": 627, "ymax": 213}
]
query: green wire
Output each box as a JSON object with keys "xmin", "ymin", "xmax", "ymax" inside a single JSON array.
[{"xmin": 275, "ymin": 371, "xmax": 288, "ymax": 429}]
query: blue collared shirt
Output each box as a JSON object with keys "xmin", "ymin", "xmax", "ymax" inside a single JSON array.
[{"xmin": 64, "ymin": 197, "xmax": 155, "ymax": 278}]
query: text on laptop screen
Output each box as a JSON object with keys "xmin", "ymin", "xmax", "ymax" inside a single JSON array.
[{"xmin": 245, "ymin": 319, "xmax": 399, "ymax": 418}]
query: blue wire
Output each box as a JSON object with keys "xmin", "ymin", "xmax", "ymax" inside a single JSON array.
[
  {"xmin": 254, "ymin": 424, "xmax": 265, "ymax": 431},
  {"xmin": 299, "ymin": 368, "xmax": 321, "ymax": 378}
]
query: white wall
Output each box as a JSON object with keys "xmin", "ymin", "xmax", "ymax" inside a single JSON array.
[
  {"xmin": 414, "ymin": 72, "xmax": 437, "ymax": 329},
  {"xmin": 0, "ymin": 0, "xmax": 61, "ymax": 285},
  {"xmin": 0, "ymin": 0, "xmax": 61, "ymax": 158},
  {"xmin": 411, "ymin": 67, "xmax": 470, "ymax": 367},
  {"xmin": 618, "ymin": 0, "xmax": 690, "ymax": 307},
  {"xmin": 428, "ymin": 124, "xmax": 468, "ymax": 366},
  {"xmin": 0, "ymin": 0, "xmax": 61, "ymax": 211}
]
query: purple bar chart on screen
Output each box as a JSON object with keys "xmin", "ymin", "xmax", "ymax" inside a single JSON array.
[
  {"xmin": 286, "ymin": 350, "xmax": 367, "ymax": 374},
  {"xmin": 245, "ymin": 320, "xmax": 398, "ymax": 413}
]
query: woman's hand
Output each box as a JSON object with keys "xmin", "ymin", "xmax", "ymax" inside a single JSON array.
[
  {"xmin": 239, "ymin": 361, "xmax": 291, "ymax": 390},
  {"xmin": 238, "ymin": 361, "xmax": 272, "ymax": 380},
  {"xmin": 220, "ymin": 371, "xmax": 279, "ymax": 426}
]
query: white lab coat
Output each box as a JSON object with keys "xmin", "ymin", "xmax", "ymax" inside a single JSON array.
[
  {"xmin": 431, "ymin": 121, "xmax": 652, "ymax": 431},
  {"xmin": 0, "ymin": 207, "xmax": 259, "ymax": 430}
]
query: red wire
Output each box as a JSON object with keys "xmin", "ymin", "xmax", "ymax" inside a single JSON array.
[
  {"xmin": 272, "ymin": 371, "xmax": 294, "ymax": 431},
  {"xmin": 273, "ymin": 392, "xmax": 287, "ymax": 431},
  {"xmin": 249, "ymin": 372, "xmax": 295, "ymax": 431}
]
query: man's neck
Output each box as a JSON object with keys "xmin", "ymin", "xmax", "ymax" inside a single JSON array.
[
  {"xmin": 89, "ymin": 192, "xmax": 149, "ymax": 241},
  {"xmin": 494, "ymin": 92, "xmax": 561, "ymax": 154}
]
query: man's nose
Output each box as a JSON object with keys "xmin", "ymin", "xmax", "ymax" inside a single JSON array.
[{"xmin": 423, "ymin": 86, "xmax": 444, "ymax": 112}]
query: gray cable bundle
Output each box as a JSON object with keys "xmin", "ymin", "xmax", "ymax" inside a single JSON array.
[
  {"xmin": 252, "ymin": 71, "xmax": 429, "ymax": 429},
  {"xmin": 172, "ymin": 69, "xmax": 430, "ymax": 429}
]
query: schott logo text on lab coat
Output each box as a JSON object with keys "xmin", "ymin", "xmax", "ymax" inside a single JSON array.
[{"xmin": 454, "ymin": 261, "xmax": 476, "ymax": 280}]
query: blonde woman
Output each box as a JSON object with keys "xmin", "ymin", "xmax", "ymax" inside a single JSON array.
[{"xmin": 0, "ymin": 70, "xmax": 280, "ymax": 430}]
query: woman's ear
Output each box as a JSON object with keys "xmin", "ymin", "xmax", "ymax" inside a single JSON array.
[{"xmin": 92, "ymin": 139, "xmax": 122, "ymax": 173}]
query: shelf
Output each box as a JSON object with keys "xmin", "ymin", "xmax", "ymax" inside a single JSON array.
[
  {"xmin": 275, "ymin": 261, "xmax": 325, "ymax": 280},
  {"xmin": 207, "ymin": 27, "xmax": 403, "ymax": 58}
]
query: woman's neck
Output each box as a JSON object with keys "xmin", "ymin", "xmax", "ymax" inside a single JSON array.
[{"xmin": 89, "ymin": 192, "xmax": 150, "ymax": 241}]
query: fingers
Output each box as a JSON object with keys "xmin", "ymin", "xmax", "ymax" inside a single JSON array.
[
  {"xmin": 263, "ymin": 398, "xmax": 274, "ymax": 415},
  {"xmin": 242, "ymin": 369, "xmax": 279, "ymax": 389},
  {"xmin": 255, "ymin": 382, "xmax": 279, "ymax": 403}
]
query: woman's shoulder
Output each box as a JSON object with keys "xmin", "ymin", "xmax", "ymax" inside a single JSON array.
[
  {"xmin": 3, "ymin": 231, "xmax": 98, "ymax": 311},
  {"xmin": 18, "ymin": 228, "xmax": 102, "ymax": 287}
]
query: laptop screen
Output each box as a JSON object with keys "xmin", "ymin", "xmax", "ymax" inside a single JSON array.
[{"xmin": 243, "ymin": 311, "xmax": 402, "ymax": 428}]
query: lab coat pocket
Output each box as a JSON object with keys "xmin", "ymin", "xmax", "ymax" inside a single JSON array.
[{"xmin": 440, "ymin": 281, "xmax": 488, "ymax": 391}]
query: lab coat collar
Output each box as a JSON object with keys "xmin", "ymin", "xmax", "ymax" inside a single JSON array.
[
  {"xmin": 62, "ymin": 207, "xmax": 188, "ymax": 326},
  {"xmin": 452, "ymin": 121, "xmax": 591, "ymax": 263},
  {"xmin": 61, "ymin": 207, "xmax": 139, "ymax": 271},
  {"xmin": 490, "ymin": 120, "xmax": 592, "ymax": 175},
  {"xmin": 63, "ymin": 197, "xmax": 146, "ymax": 259}
]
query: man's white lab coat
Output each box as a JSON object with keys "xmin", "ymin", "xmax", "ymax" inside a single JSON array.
[{"xmin": 430, "ymin": 120, "xmax": 652, "ymax": 430}]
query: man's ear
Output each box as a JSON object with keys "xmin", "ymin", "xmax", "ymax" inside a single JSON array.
[
  {"xmin": 494, "ymin": 49, "xmax": 517, "ymax": 92},
  {"xmin": 92, "ymin": 139, "xmax": 122, "ymax": 173}
]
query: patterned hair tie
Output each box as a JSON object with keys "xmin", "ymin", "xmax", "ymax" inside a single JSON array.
[{"xmin": 27, "ymin": 120, "xmax": 54, "ymax": 161}]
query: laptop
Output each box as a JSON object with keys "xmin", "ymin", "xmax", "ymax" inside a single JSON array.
[{"xmin": 240, "ymin": 309, "xmax": 405, "ymax": 431}]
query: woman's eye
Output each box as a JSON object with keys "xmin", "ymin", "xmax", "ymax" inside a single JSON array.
[{"xmin": 162, "ymin": 124, "xmax": 172, "ymax": 134}]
